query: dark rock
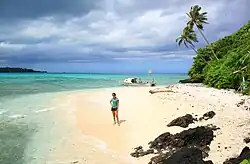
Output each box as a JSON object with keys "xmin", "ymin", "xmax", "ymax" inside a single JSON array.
[
  {"xmin": 199, "ymin": 111, "xmax": 216, "ymax": 121},
  {"xmin": 236, "ymin": 99, "xmax": 246, "ymax": 107},
  {"xmin": 163, "ymin": 148, "xmax": 213, "ymax": 164},
  {"xmin": 131, "ymin": 125, "xmax": 219, "ymax": 164},
  {"xmin": 179, "ymin": 78, "xmax": 201, "ymax": 83},
  {"xmin": 199, "ymin": 117, "xmax": 204, "ymax": 121},
  {"xmin": 130, "ymin": 152, "xmax": 140, "ymax": 158},
  {"xmin": 134, "ymin": 146, "xmax": 143, "ymax": 151},
  {"xmin": 244, "ymin": 137, "xmax": 250, "ymax": 144},
  {"xmin": 223, "ymin": 146, "xmax": 250, "ymax": 164},
  {"xmin": 139, "ymin": 151, "xmax": 148, "ymax": 156},
  {"xmin": 173, "ymin": 126, "xmax": 215, "ymax": 148},
  {"xmin": 205, "ymin": 161, "xmax": 214, "ymax": 164},
  {"xmin": 199, "ymin": 111, "xmax": 215, "ymax": 121},
  {"xmin": 238, "ymin": 99, "xmax": 246, "ymax": 105},
  {"xmin": 167, "ymin": 114, "xmax": 196, "ymax": 128},
  {"xmin": 149, "ymin": 153, "xmax": 169, "ymax": 164},
  {"xmin": 149, "ymin": 126, "xmax": 218, "ymax": 164},
  {"xmin": 146, "ymin": 149, "xmax": 155, "ymax": 154},
  {"xmin": 202, "ymin": 151, "xmax": 209, "ymax": 159},
  {"xmin": 203, "ymin": 111, "xmax": 216, "ymax": 119},
  {"xmin": 244, "ymin": 106, "xmax": 249, "ymax": 110},
  {"xmin": 138, "ymin": 149, "xmax": 144, "ymax": 153},
  {"xmin": 202, "ymin": 145, "xmax": 211, "ymax": 153}
]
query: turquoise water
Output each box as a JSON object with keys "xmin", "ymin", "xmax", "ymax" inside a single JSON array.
[
  {"xmin": 0, "ymin": 73, "xmax": 187, "ymax": 98},
  {"xmin": 0, "ymin": 73, "xmax": 187, "ymax": 164}
]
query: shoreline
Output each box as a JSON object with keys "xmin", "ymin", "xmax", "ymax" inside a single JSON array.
[
  {"xmin": 2, "ymin": 83, "xmax": 250, "ymax": 163},
  {"xmin": 52, "ymin": 83, "xmax": 250, "ymax": 163},
  {"xmin": 0, "ymin": 84, "xmax": 163, "ymax": 100}
]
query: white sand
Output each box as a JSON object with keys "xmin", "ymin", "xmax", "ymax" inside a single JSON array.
[{"xmin": 49, "ymin": 84, "xmax": 250, "ymax": 164}]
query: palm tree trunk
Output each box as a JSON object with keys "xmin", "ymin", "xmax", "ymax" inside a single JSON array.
[
  {"xmin": 189, "ymin": 44, "xmax": 209, "ymax": 62},
  {"xmin": 195, "ymin": 25, "xmax": 219, "ymax": 61},
  {"xmin": 190, "ymin": 45, "xmax": 198, "ymax": 54}
]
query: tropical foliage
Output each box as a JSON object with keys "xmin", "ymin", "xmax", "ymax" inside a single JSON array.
[
  {"xmin": 240, "ymin": 158, "xmax": 250, "ymax": 164},
  {"xmin": 178, "ymin": 5, "xmax": 250, "ymax": 95},
  {"xmin": 176, "ymin": 26, "xmax": 199, "ymax": 54},
  {"xmin": 187, "ymin": 20, "xmax": 250, "ymax": 95},
  {"xmin": 0, "ymin": 67, "xmax": 46, "ymax": 73},
  {"xmin": 186, "ymin": 5, "xmax": 218, "ymax": 60}
]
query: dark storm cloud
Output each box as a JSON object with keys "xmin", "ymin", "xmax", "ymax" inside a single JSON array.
[
  {"xmin": 0, "ymin": 0, "xmax": 100, "ymax": 21},
  {"xmin": 0, "ymin": 0, "xmax": 249, "ymax": 65}
]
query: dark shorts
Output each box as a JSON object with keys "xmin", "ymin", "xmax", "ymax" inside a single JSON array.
[{"xmin": 111, "ymin": 107, "xmax": 118, "ymax": 111}]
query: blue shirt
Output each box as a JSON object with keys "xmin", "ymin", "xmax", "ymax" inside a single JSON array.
[{"xmin": 111, "ymin": 98, "xmax": 119, "ymax": 108}]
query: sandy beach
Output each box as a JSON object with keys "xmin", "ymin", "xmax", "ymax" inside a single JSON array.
[{"xmin": 50, "ymin": 84, "xmax": 250, "ymax": 164}]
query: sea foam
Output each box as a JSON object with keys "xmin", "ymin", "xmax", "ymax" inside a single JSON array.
[
  {"xmin": 34, "ymin": 107, "xmax": 55, "ymax": 113},
  {"xmin": 9, "ymin": 114, "xmax": 27, "ymax": 119}
]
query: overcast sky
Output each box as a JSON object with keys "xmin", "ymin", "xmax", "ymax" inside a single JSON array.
[{"xmin": 0, "ymin": 0, "xmax": 249, "ymax": 73}]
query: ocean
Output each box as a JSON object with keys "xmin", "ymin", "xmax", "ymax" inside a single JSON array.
[{"xmin": 0, "ymin": 73, "xmax": 187, "ymax": 164}]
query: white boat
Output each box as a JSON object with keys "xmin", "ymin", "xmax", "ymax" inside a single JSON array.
[{"xmin": 121, "ymin": 77, "xmax": 156, "ymax": 87}]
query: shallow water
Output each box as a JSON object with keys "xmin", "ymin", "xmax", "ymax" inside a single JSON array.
[
  {"xmin": 0, "ymin": 73, "xmax": 187, "ymax": 98},
  {"xmin": 0, "ymin": 73, "xmax": 187, "ymax": 164}
]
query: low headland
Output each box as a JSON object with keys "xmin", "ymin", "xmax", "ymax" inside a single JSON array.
[{"xmin": 0, "ymin": 67, "xmax": 47, "ymax": 73}]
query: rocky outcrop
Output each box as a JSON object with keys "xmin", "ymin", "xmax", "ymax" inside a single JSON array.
[
  {"xmin": 167, "ymin": 111, "xmax": 216, "ymax": 128},
  {"xmin": 199, "ymin": 111, "xmax": 216, "ymax": 121},
  {"xmin": 162, "ymin": 147, "xmax": 214, "ymax": 164},
  {"xmin": 131, "ymin": 125, "xmax": 220, "ymax": 164},
  {"xmin": 167, "ymin": 114, "xmax": 197, "ymax": 128}
]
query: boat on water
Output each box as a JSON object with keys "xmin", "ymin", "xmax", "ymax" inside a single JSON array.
[
  {"xmin": 120, "ymin": 69, "xmax": 156, "ymax": 87},
  {"xmin": 121, "ymin": 77, "xmax": 156, "ymax": 87}
]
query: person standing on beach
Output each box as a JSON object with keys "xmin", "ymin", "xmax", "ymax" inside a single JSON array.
[{"xmin": 110, "ymin": 93, "xmax": 120, "ymax": 126}]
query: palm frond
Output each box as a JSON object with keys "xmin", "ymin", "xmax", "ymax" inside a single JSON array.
[
  {"xmin": 200, "ymin": 20, "xmax": 208, "ymax": 24},
  {"xmin": 176, "ymin": 36, "xmax": 181, "ymax": 42},
  {"xmin": 186, "ymin": 13, "xmax": 192, "ymax": 19},
  {"xmin": 183, "ymin": 41, "xmax": 189, "ymax": 48},
  {"xmin": 196, "ymin": 24, "xmax": 204, "ymax": 30},
  {"xmin": 186, "ymin": 40, "xmax": 195, "ymax": 47},
  {"xmin": 201, "ymin": 12, "xmax": 208, "ymax": 16},
  {"xmin": 178, "ymin": 39, "xmax": 183, "ymax": 46}
]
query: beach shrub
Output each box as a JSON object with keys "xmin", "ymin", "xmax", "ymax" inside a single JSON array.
[
  {"xmin": 240, "ymin": 159, "xmax": 250, "ymax": 164},
  {"xmin": 188, "ymin": 20, "xmax": 250, "ymax": 94},
  {"xmin": 204, "ymin": 52, "xmax": 249, "ymax": 89}
]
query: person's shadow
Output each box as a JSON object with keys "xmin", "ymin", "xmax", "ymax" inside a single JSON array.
[{"xmin": 119, "ymin": 120, "xmax": 126, "ymax": 125}]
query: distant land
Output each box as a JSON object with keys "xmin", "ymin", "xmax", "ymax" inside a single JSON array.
[{"xmin": 0, "ymin": 67, "xmax": 47, "ymax": 73}]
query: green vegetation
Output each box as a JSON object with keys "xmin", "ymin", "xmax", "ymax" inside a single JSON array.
[
  {"xmin": 240, "ymin": 158, "xmax": 250, "ymax": 164},
  {"xmin": 186, "ymin": 5, "xmax": 218, "ymax": 60},
  {"xmin": 177, "ymin": 5, "xmax": 250, "ymax": 95},
  {"xmin": 176, "ymin": 26, "xmax": 199, "ymax": 54},
  {"xmin": 0, "ymin": 67, "xmax": 47, "ymax": 73}
]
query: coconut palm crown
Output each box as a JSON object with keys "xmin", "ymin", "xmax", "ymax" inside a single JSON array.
[
  {"xmin": 176, "ymin": 26, "xmax": 199, "ymax": 53},
  {"xmin": 186, "ymin": 5, "xmax": 219, "ymax": 60}
]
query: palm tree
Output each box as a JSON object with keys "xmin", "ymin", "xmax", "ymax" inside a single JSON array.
[
  {"xmin": 176, "ymin": 26, "xmax": 199, "ymax": 54},
  {"xmin": 176, "ymin": 26, "xmax": 209, "ymax": 62},
  {"xmin": 186, "ymin": 5, "xmax": 219, "ymax": 60}
]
